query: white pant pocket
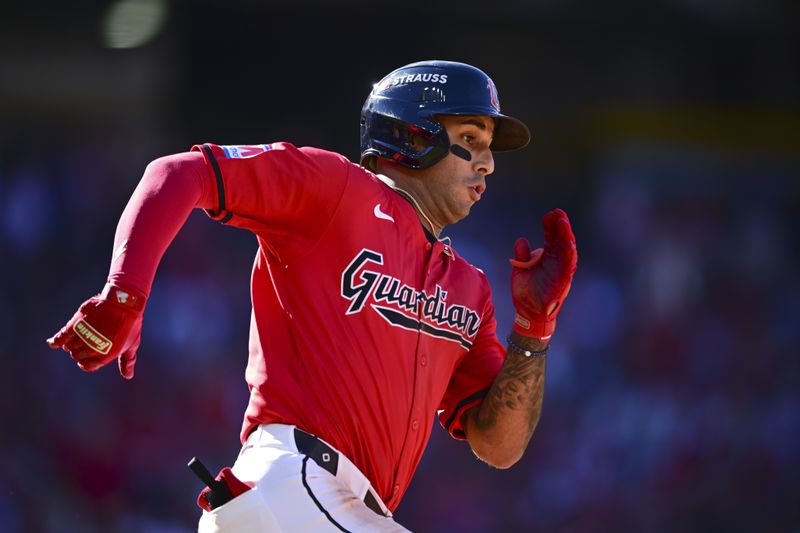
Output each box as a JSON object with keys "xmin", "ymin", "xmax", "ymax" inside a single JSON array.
[{"xmin": 198, "ymin": 486, "xmax": 282, "ymax": 533}]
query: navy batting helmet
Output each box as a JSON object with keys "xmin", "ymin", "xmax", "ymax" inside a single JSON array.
[{"xmin": 360, "ymin": 60, "xmax": 531, "ymax": 170}]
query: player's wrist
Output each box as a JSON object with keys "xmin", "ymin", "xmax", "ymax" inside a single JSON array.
[
  {"xmin": 100, "ymin": 281, "xmax": 147, "ymax": 313},
  {"xmin": 506, "ymin": 333, "xmax": 549, "ymax": 357},
  {"xmin": 508, "ymin": 330, "xmax": 549, "ymax": 353}
]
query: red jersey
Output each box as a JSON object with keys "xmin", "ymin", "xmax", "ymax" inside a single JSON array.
[{"xmin": 191, "ymin": 142, "xmax": 506, "ymax": 510}]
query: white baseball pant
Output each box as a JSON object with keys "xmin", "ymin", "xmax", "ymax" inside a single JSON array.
[{"xmin": 197, "ymin": 424, "xmax": 410, "ymax": 532}]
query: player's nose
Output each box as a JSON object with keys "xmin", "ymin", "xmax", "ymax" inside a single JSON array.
[{"xmin": 474, "ymin": 148, "xmax": 494, "ymax": 177}]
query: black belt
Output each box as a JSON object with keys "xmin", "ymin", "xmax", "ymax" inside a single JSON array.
[{"xmin": 293, "ymin": 428, "xmax": 385, "ymax": 517}]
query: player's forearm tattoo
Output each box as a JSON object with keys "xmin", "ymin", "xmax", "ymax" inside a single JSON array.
[{"xmin": 477, "ymin": 351, "xmax": 546, "ymax": 442}]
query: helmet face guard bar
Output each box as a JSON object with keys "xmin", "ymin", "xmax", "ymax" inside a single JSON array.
[{"xmin": 360, "ymin": 60, "xmax": 531, "ymax": 170}]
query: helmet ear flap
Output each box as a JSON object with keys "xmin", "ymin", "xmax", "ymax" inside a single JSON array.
[{"xmin": 360, "ymin": 113, "xmax": 450, "ymax": 170}]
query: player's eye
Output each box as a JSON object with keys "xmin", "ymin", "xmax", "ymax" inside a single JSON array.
[{"xmin": 463, "ymin": 134, "xmax": 475, "ymax": 144}]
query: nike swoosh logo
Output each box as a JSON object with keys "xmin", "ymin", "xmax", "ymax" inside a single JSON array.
[{"xmin": 373, "ymin": 203, "xmax": 395, "ymax": 222}]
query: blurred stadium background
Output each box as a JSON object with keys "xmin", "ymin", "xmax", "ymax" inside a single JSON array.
[{"xmin": 1, "ymin": 1, "xmax": 799, "ymax": 531}]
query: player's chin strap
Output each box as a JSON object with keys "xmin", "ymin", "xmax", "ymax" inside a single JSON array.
[{"xmin": 450, "ymin": 144, "xmax": 472, "ymax": 161}]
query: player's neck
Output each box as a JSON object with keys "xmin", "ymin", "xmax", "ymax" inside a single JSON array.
[
  {"xmin": 376, "ymin": 172, "xmax": 444, "ymax": 238},
  {"xmin": 394, "ymin": 186, "xmax": 443, "ymax": 238}
]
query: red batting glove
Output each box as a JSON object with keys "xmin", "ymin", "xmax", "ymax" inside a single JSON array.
[
  {"xmin": 46, "ymin": 282, "xmax": 147, "ymax": 379},
  {"xmin": 197, "ymin": 467, "xmax": 254, "ymax": 512},
  {"xmin": 510, "ymin": 209, "xmax": 578, "ymax": 342}
]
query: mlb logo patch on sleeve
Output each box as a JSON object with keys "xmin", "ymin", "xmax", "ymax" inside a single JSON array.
[{"xmin": 221, "ymin": 144, "xmax": 272, "ymax": 158}]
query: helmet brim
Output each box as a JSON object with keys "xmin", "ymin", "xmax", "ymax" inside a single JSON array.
[
  {"xmin": 491, "ymin": 114, "xmax": 531, "ymax": 152},
  {"xmin": 428, "ymin": 108, "xmax": 531, "ymax": 152}
]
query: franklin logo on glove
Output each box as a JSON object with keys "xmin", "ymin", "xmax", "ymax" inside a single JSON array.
[{"xmin": 73, "ymin": 321, "xmax": 112, "ymax": 354}]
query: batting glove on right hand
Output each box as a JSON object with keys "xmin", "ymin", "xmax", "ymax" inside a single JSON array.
[
  {"xmin": 47, "ymin": 282, "xmax": 147, "ymax": 379},
  {"xmin": 510, "ymin": 209, "xmax": 578, "ymax": 343}
]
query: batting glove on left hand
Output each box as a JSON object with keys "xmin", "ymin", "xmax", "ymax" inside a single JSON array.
[
  {"xmin": 47, "ymin": 282, "xmax": 147, "ymax": 379},
  {"xmin": 510, "ymin": 208, "xmax": 578, "ymax": 343}
]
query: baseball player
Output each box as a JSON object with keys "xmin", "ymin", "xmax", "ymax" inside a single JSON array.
[{"xmin": 47, "ymin": 60, "xmax": 577, "ymax": 532}]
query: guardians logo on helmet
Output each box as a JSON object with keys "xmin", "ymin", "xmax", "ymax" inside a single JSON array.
[{"xmin": 488, "ymin": 79, "xmax": 500, "ymax": 112}]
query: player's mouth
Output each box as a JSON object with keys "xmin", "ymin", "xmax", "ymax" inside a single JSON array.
[{"xmin": 468, "ymin": 183, "xmax": 485, "ymax": 202}]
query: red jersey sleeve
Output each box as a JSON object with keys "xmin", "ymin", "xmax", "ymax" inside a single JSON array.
[
  {"xmin": 438, "ymin": 295, "xmax": 506, "ymax": 440},
  {"xmin": 191, "ymin": 142, "xmax": 350, "ymax": 258}
]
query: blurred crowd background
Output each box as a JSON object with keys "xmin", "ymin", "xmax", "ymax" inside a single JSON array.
[{"xmin": 2, "ymin": 1, "xmax": 799, "ymax": 531}]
